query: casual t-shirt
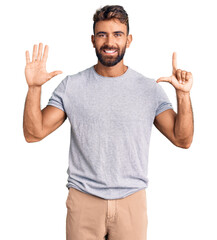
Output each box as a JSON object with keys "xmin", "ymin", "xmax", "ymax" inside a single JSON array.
[{"xmin": 47, "ymin": 65, "xmax": 173, "ymax": 200}]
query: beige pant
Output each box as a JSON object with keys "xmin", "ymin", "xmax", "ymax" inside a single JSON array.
[{"xmin": 66, "ymin": 187, "xmax": 148, "ymax": 240}]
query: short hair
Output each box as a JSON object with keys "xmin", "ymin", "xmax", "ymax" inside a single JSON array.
[{"xmin": 93, "ymin": 5, "xmax": 129, "ymax": 35}]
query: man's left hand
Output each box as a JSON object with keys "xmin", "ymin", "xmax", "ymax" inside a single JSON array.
[{"xmin": 156, "ymin": 52, "xmax": 193, "ymax": 93}]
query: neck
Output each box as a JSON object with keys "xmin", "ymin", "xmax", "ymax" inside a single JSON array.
[{"xmin": 94, "ymin": 61, "xmax": 128, "ymax": 77}]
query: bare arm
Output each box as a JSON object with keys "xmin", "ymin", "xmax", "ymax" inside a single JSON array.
[
  {"xmin": 174, "ymin": 90, "xmax": 193, "ymax": 147},
  {"xmin": 154, "ymin": 52, "xmax": 194, "ymax": 148},
  {"xmin": 23, "ymin": 86, "xmax": 67, "ymax": 142},
  {"xmin": 23, "ymin": 43, "xmax": 64, "ymax": 142},
  {"xmin": 154, "ymin": 90, "xmax": 194, "ymax": 148}
]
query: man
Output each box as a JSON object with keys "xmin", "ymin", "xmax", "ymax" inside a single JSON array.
[{"xmin": 23, "ymin": 5, "xmax": 194, "ymax": 240}]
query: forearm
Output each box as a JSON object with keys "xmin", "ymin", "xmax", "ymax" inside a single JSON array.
[
  {"xmin": 23, "ymin": 86, "xmax": 43, "ymax": 141},
  {"xmin": 174, "ymin": 90, "xmax": 194, "ymax": 148}
]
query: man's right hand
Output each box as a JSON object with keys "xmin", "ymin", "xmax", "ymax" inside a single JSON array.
[{"xmin": 25, "ymin": 43, "xmax": 62, "ymax": 87}]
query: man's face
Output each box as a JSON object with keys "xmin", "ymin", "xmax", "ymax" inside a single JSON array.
[{"xmin": 91, "ymin": 19, "xmax": 132, "ymax": 67}]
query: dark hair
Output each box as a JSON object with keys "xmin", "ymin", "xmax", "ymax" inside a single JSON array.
[{"xmin": 93, "ymin": 5, "xmax": 129, "ymax": 35}]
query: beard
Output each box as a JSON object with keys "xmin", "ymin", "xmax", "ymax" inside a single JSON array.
[{"xmin": 95, "ymin": 44, "xmax": 127, "ymax": 67}]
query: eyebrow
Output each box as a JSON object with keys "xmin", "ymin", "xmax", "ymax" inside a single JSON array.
[{"xmin": 96, "ymin": 31, "xmax": 125, "ymax": 36}]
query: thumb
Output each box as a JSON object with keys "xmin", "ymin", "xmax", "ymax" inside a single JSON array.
[
  {"xmin": 156, "ymin": 76, "xmax": 172, "ymax": 83},
  {"xmin": 48, "ymin": 70, "xmax": 63, "ymax": 80}
]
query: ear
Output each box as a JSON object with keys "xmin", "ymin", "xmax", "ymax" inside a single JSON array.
[
  {"xmin": 126, "ymin": 34, "xmax": 133, "ymax": 48},
  {"xmin": 91, "ymin": 35, "xmax": 95, "ymax": 48}
]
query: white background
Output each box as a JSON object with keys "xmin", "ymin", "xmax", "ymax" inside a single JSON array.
[{"xmin": 1, "ymin": 0, "xmax": 216, "ymax": 239}]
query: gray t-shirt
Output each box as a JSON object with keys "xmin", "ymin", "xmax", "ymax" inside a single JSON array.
[{"xmin": 47, "ymin": 65, "xmax": 173, "ymax": 199}]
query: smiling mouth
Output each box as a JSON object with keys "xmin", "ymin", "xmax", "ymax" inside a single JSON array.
[{"xmin": 103, "ymin": 49, "xmax": 118, "ymax": 55}]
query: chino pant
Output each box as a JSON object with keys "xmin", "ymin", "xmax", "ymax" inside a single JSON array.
[{"xmin": 66, "ymin": 187, "xmax": 148, "ymax": 240}]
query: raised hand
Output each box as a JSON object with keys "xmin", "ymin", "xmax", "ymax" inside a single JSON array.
[
  {"xmin": 156, "ymin": 52, "xmax": 193, "ymax": 93},
  {"xmin": 25, "ymin": 43, "xmax": 62, "ymax": 87}
]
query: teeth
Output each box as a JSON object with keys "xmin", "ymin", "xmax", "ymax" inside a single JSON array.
[{"xmin": 104, "ymin": 50, "xmax": 116, "ymax": 53}]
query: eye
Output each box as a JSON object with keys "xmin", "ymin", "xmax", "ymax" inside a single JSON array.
[
  {"xmin": 98, "ymin": 34, "xmax": 105, "ymax": 37},
  {"xmin": 115, "ymin": 33, "xmax": 122, "ymax": 37}
]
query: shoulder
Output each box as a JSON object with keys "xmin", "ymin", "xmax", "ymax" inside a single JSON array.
[
  {"xmin": 62, "ymin": 66, "xmax": 92, "ymax": 88},
  {"xmin": 67, "ymin": 66, "xmax": 92, "ymax": 81},
  {"xmin": 129, "ymin": 67, "xmax": 157, "ymax": 88},
  {"xmin": 129, "ymin": 67, "xmax": 168, "ymax": 93}
]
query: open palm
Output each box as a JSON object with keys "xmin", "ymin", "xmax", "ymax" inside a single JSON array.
[{"xmin": 25, "ymin": 43, "xmax": 62, "ymax": 87}]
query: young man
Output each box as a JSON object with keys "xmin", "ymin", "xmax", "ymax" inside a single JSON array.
[{"xmin": 23, "ymin": 5, "xmax": 194, "ymax": 240}]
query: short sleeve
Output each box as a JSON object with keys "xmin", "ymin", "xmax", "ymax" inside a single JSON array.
[
  {"xmin": 47, "ymin": 76, "xmax": 68, "ymax": 112},
  {"xmin": 155, "ymin": 82, "xmax": 173, "ymax": 117}
]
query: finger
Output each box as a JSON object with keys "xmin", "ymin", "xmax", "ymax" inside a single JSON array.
[
  {"xmin": 25, "ymin": 50, "xmax": 30, "ymax": 64},
  {"xmin": 156, "ymin": 76, "xmax": 172, "ymax": 83},
  {"xmin": 186, "ymin": 72, "xmax": 192, "ymax": 81},
  {"xmin": 37, "ymin": 43, "xmax": 43, "ymax": 61},
  {"xmin": 48, "ymin": 70, "xmax": 63, "ymax": 80},
  {"xmin": 181, "ymin": 71, "xmax": 186, "ymax": 84},
  {"xmin": 32, "ymin": 44, "xmax": 37, "ymax": 62},
  {"xmin": 176, "ymin": 69, "xmax": 182, "ymax": 83},
  {"xmin": 42, "ymin": 45, "xmax": 48, "ymax": 62},
  {"xmin": 172, "ymin": 52, "xmax": 177, "ymax": 75}
]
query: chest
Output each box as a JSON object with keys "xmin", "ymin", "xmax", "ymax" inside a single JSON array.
[{"xmin": 65, "ymin": 81, "xmax": 155, "ymax": 123}]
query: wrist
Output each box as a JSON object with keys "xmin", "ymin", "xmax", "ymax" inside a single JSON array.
[
  {"xmin": 176, "ymin": 89, "xmax": 190, "ymax": 97},
  {"xmin": 28, "ymin": 85, "xmax": 42, "ymax": 90}
]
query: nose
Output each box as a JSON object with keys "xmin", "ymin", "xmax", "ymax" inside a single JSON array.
[{"xmin": 105, "ymin": 34, "xmax": 115, "ymax": 47}]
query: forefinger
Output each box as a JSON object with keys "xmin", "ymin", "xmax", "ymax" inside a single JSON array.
[{"xmin": 172, "ymin": 52, "xmax": 177, "ymax": 74}]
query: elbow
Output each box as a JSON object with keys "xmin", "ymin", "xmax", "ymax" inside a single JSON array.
[
  {"xmin": 24, "ymin": 136, "xmax": 32, "ymax": 143},
  {"xmin": 24, "ymin": 135, "xmax": 42, "ymax": 143},
  {"xmin": 185, "ymin": 140, "xmax": 193, "ymax": 149},
  {"xmin": 24, "ymin": 136, "xmax": 39, "ymax": 143},
  {"xmin": 23, "ymin": 130, "xmax": 43, "ymax": 143},
  {"xmin": 175, "ymin": 138, "xmax": 193, "ymax": 149},
  {"xmin": 181, "ymin": 143, "xmax": 191, "ymax": 149}
]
